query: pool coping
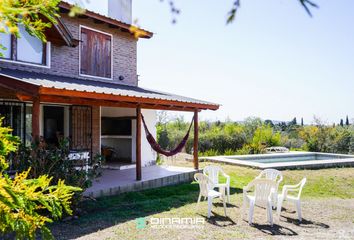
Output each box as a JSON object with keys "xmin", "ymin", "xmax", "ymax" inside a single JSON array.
[{"xmin": 202, "ymin": 152, "xmax": 354, "ymax": 169}]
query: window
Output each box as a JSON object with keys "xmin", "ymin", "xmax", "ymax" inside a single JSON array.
[
  {"xmin": 43, "ymin": 106, "xmax": 64, "ymax": 146},
  {"xmin": 17, "ymin": 25, "xmax": 45, "ymax": 64},
  {"xmin": 0, "ymin": 25, "xmax": 48, "ymax": 66},
  {"xmin": 80, "ymin": 26, "xmax": 112, "ymax": 79}
]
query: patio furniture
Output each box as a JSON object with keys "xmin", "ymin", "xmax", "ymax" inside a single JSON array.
[
  {"xmin": 194, "ymin": 173, "xmax": 227, "ymax": 218},
  {"xmin": 203, "ymin": 165, "xmax": 231, "ymax": 203},
  {"xmin": 277, "ymin": 178, "xmax": 307, "ymax": 222},
  {"xmin": 256, "ymin": 168, "xmax": 283, "ymax": 208},
  {"xmin": 242, "ymin": 178, "xmax": 277, "ymax": 226},
  {"xmin": 265, "ymin": 146, "xmax": 290, "ymax": 153}
]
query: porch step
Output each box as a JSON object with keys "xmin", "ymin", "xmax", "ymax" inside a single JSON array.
[{"xmin": 102, "ymin": 164, "xmax": 136, "ymax": 170}]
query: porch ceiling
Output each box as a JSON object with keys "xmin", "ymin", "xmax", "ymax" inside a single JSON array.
[{"xmin": 0, "ymin": 69, "xmax": 220, "ymax": 112}]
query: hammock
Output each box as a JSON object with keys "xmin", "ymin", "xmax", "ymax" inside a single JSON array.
[{"xmin": 141, "ymin": 115, "xmax": 194, "ymax": 157}]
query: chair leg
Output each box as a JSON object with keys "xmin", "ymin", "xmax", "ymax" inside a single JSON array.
[
  {"xmin": 268, "ymin": 202, "xmax": 273, "ymax": 226},
  {"xmin": 272, "ymin": 193, "xmax": 277, "ymax": 210},
  {"xmin": 296, "ymin": 200, "xmax": 302, "ymax": 222},
  {"xmin": 207, "ymin": 197, "xmax": 213, "ymax": 218},
  {"xmin": 277, "ymin": 196, "xmax": 283, "ymax": 220},
  {"xmin": 249, "ymin": 201, "xmax": 254, "ymax": 225},
  {"xmin": 223, "ymin": 197, "xmax": 227, "ymax": 217},
  {"xmin": 227, "ymin": 186, "xmax": 230, "ymax": 203},
  {"xmin": 196, "ymin": 194, "xmax": 201, "ymax": 209}
]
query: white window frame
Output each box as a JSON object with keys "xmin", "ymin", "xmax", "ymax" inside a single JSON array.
[
  {"xmin": 0, "ymin": 42, "xmax": 51, "ymax": 69},
  {"xmin": 79, "ymin": 25, "xmax": 113, "ymax": 80}
]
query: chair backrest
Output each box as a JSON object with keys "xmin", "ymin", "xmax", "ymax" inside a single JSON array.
[
  {"xmin": 247, "ymin": 178, "xmax": 277, "ymax": 207},
  {"xmin": 194, "ymin": 173, "xmax": 213, "ymax": 197},
  {"xmin": 203, "ymin": 165, "xmax": 223, "ymax": 185},
  {"xmin": 258, "ymin": 169, "xmax": 283, "ymax": 184}
]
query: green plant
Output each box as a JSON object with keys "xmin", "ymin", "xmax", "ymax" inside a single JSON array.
[
  {"xmin": 0, "ymin": 119, "xmax": 80, "ymax": 239},
  {"xmin": 200, "ymin": 149, "xmax": 220, "ymax": 157},
  {"xmin": 11, "ymin": 138, "xmax": 104, "ymax": 196}
]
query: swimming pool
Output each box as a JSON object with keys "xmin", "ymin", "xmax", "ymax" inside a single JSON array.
[{"xmin": 203, "ymin": 152, "xmax": 354, "ymax": 169}]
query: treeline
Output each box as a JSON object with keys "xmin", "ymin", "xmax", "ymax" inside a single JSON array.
[{"xmin": 156, "ymin": 116, "xmax": 354, "ymax": 156}]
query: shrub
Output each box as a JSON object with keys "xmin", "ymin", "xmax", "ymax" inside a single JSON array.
[
  {"xmin": 200, "ymin": 149, "xmax": 220, "ymax": 157},
  {"xmin": 0, "ymin": 120, "xmax": 80, "ymax": 239},
  {"xmin": 10, "ymin": 138, "xmax": 103, "ymax": 204}
]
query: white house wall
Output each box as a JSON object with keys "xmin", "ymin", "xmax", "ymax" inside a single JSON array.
[
  {"xmin": 100, "ymin": 107, "xmax": 157, "ymax": 167},
  {"xmin": 141, "ymin": 109, "xmax": 157, "ymax": 167}
]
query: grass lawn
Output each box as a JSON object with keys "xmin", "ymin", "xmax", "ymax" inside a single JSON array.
[{"xmin": 51, "ymin": 162, "xmax": 354, "ymax": 239}]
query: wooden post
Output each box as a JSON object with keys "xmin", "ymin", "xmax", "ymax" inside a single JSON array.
[
  {"xmin": 32, "ymin": 98, "xmax": 40, "ymax": 142},
  {"xmin": 193, "ymin": 109, "xmax": 199, "ymax": 170},
  {"xmin": 136, "ymin": 105, "xmax": 142, "ymax": 181}
]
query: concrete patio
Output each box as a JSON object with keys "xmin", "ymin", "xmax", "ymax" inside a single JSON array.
[{"xmin": 84, "ymin": 165, "xmax": 198, "ymax": 198}]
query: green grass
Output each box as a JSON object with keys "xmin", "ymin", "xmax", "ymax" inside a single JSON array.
[{"xmin": 51, "ymin": 164, "xmax": 354, "ymax": 239}]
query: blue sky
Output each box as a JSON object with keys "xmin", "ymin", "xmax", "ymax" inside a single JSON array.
[{"xmin": 81, "ymin": 0, "xmax": 354, "ymax": 124}]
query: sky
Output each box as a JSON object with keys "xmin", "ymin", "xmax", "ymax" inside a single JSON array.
[{"xmin": 77, "ymin": 0, "xmax": 354, "ymax": 124}]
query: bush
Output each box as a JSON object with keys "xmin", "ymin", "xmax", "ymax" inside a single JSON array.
[
  {"xmin": 156, "ymin": 114, "xmax": 354, "ymax": 157},
  {"xmin": 0, "ymin": 119, "xmax": 80, "ymax": 239},
  {"xmin": 9, "ymin": 138, "xmax": 104, "ymax": 205}
]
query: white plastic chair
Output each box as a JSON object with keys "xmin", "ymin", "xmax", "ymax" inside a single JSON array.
[
  {"xmin": 256, "ymin": 169, "xmax": 283, "ymax": 208},
  {"xmin": 194, "ymin": 173, "xmax": 227, "ymax": 218},
  {"xmin": 203, "ymin": 165, "xmax": 231, "ymax": 203},
  {"xmin": 242, "ymin": 178, "xmax": 277, "ymax": 226},
  {"xmin": 277, "ymin": 178, "xmax": 307, "ymax": 222}
]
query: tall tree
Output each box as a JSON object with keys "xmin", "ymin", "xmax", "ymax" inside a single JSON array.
[
  {"xmin": 340, "ymin": 119, "xmax": 344, "ymax": 127},
  {"xmin": 301, "ymin": 117, "xmax": 304, "ymax": 126},
  {"xmin": 345, "ymin": 115, "xmax": 350, "ymax": 126},
  {"xmin": 290, "ymin": 117, "xmax": 297, "ymax": 126}
]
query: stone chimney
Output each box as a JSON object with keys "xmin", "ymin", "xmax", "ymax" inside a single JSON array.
[{"xmin": 108, "ymin": 0, "xmax": 132, "ymax": 24}]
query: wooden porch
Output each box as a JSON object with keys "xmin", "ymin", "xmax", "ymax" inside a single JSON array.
[
  {"xmin": 0, "ymin": 69, "xmax": 219, "ymax": 182},
  {"xmin": 84, "ymin": 165, "xmax": 198, "ymax": 198}
]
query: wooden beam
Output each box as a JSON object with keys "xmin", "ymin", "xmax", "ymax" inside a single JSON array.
[
  {"xmin": 32, "ymin": 98, "xmax": 40, "ymax": 142},
  {"xmin": 39, "ymin": 95, "xmax": 202, "ymax": 112},
  {"xmin": 16, "ymin": 93, "xmax": 33, "ymax": 101},
  {"xmin": 93, "ymin": 19, "xmax": 104, "ymax": 24},
  {"xmin": 193, "ymin": 109, "xmax": 199, "ymax": 170},
  {"xmin": 136, "ymin": 105, "xmax": 142, "ymax": 181},
  {"xmin": 39, "ymin": 88, "xmax": 219, "ymax": 111},
  {"xmin": 0, "ymin": 75, "xmax": 39, "ymax": 96}
]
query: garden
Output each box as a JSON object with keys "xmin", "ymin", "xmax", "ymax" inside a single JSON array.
[
  {"xmin": 157, "ymin": 115, "xmax": 354, "ymax": 157},
  {"xmin": 49, "ymin": 161, "xmax": 354, "ymax": 239}
]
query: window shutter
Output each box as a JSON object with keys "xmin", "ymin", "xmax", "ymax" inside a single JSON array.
[{"xmin": 80, "ymin": 28, "xmax": 112, "ymax": 79}]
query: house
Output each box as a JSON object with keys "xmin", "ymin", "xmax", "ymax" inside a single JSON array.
[{"xmin": 0, "ymin": 0, "xmax": 219, "ymax": 181}]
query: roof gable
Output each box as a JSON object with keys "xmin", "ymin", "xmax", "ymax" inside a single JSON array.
[{"xmin": 59, "ymin": 1, "xmax": 153, "ymax": 39}]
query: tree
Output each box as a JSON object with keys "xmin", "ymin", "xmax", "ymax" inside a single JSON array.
[
  {"xmin": 264, "ymin": 119, "xmax": 274, "ymax": 127},
  {"xmin": 164, "ymin": 0, "xmax": 319, "ymax": 24},
  {"xmin": 301, "ymin": 117, "xmax": 304, "ymax": 126},
  {"xmin": 0, "ymin": 0, "xmax": 319, "ymax": 46},
  {"xmin": 0, "ymin": 0, "xmax": 85, "ymax": 56},
  {"xmin": 289, "ymin": 117, "xmax": 298, "ymax": 126},
  {"xmin": 345, "ymin": 115, "xmax": 350, "ymax": 126},
  {"xmin": 340, "ymin": 119, "xmax": 344, "ymax": 127}
]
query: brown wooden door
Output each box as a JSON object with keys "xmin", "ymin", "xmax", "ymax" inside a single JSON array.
[{"xmin": 70, "ymin": 106, "xmax": 92, "ymax": 152}]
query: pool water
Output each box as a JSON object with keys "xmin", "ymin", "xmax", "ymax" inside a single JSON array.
[
  {"xmin": 205, "ymin": 152, "xmax": 354, "ymax": 169},
  {"xmin": 228, "ymin": 154, "xmax": 343, "ymax": 164}
]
